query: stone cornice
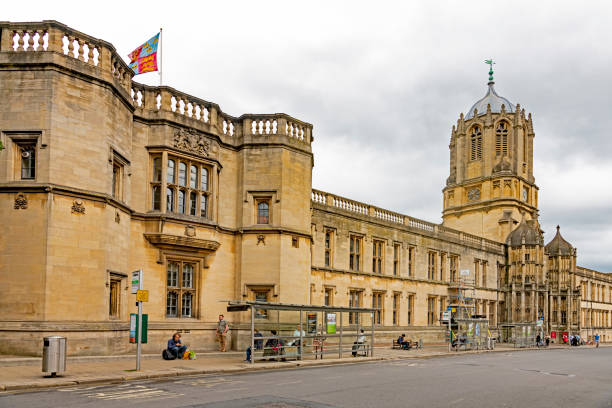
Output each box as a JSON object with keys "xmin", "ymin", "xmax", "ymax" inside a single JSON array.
[{"xmin": 143, "ymin": 233, "xmax": 220, "ymax": 253}]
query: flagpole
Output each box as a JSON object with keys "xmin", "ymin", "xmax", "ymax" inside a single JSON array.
[{"xmin": 159, "ymin": 27, "xmax": 163, "ymax": 86}]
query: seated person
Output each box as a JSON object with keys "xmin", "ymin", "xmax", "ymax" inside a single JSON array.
[
  {"xmin": 167, "ymin": 332, "xmax": 187, "ymax": 359},
  {"xmin": 263, "ymin": 330, "xmax": 285, "ymax": 360},
  {"xmin": 352, "ymin": 329, "xmax": 366, "ymax": 356},
  {"xmin": 397, "ymin": 334, "xmax": 411, "ymax": 349},
  {"xmin": 291, "ymin": 325, "xmax": 305, "ymax": 347},
  {"xmin": 254, "ymin": 329, "xmax": 264, "ymax": 350}
]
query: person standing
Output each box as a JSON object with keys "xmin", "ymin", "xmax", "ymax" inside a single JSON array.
[
  {"xmin": 595, "ymin": 333, "xmax": 600, "ymax": 348},
  {"xmin": 216, "ymin": 314, "xmax": 229, "ymax": 352}
]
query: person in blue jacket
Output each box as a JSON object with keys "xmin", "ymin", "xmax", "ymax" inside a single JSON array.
[{"xmin": 168, "ymin": 332, "xmax": 187, "ymax": 359}]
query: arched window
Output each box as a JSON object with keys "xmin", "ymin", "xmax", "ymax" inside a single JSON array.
[
  {"xmin": 257, "ymin": 201, "xmax": 269, "ymax": 224},
  {"xmin": 470, "ymin": 125, "xmax": 482, "ymax": 161},
  {"xmin": 496, "ymin": 122, "xmax": 509, "ymax": 156}
]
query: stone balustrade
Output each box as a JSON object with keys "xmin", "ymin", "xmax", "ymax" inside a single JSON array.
[
  {"xmin": 311, "ymin": 188, "xmax": 505, "ymax": 253},
  {"xmin": 0, "ymin": 20, "xmax": 133, "ymax": 95},
  {"xmin": 0, "ymin": 20, "xmax": 313, "ymax": 148}
]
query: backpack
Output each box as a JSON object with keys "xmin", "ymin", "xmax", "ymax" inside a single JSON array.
[{"xmin": 162, "ymin": 349, "xmax": 176, "ymax": 360}]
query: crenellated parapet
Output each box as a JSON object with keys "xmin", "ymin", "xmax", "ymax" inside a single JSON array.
[{"xmin": 0, "ymin": 20, "xmax": 313, "ymax": 152}]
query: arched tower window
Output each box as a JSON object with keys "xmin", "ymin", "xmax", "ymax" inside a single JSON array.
[
  {"xmin": 495, "ymin": 121, "xmax": 509, "ymax": 156},
  {"xmin": 470, "ymin": 125, "xmax": 482, "ymax": 161}
]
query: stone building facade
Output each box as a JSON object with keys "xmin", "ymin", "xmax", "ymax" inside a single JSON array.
[{"xmin": 0, "ymin": 21, "xmax": 610, "ymax": 355}]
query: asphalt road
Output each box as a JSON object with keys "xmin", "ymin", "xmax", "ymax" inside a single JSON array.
[{"xmin": 2, "ymin": 347, "xmax": 611, "ymax": 408}]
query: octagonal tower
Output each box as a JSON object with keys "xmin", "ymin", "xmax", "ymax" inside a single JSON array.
[{"xmin": 442, "ymin": 64, "xmax": 539, "ymax": 243}]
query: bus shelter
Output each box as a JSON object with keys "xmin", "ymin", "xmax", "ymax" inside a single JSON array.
[
  {"xmin": 451, "ymin": 318, "xmax": 492, "ymax": 351},
  {"xmin": 226, "ymin": 301, "xmax": 376, "ymax": 364},
  {"xmin": 500, "ymin": 323, "xmax": 539, "ymax": 348}
]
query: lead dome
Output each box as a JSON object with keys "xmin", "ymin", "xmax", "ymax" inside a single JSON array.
[{"xmin": 465, "ymin": 81, "xmax": 515, "ymax": 119}]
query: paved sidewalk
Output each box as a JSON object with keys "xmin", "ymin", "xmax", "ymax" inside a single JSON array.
[{"xmin": 0, "ymin": 343, "xmax": 601, "ymax": 392}]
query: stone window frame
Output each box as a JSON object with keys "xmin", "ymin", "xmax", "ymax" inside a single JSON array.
[
  {"xmin": 324, "ymin": 228, "xmax": 336, "ymax": 268},
  {"xmin": 371, "ymin": 291, "xmax": 385, "ymax": 325},
  {"xmin": 392, "ymin": 242, "xmax": 401, "ymax": 276},
  {"xmin": 110, "ymin": 148, "xmax": 129, "ymax": 202},
  {"xmin": 149, "ymin": 150, "xmax": 214, "ymax": 219},
  {"xmin": 469, "ymin": 124, "xmax": 483, "ymax": 161},
  {"xmin": 392, "ymin": 292, "xmax": 401, "ymax": 325},
  {"xmin": 247, "ymin": 285, "xmax": 274, "ymax": 319},
  {"xmin": 4, "ymin": 132, "xmax": 41, "ymax": 181},
  {"xmin": 406, "ymin": 293, "xmax": 415, "ymax": 325},
  {"xmin": 165, "ymin": 258, "xmax": 201, "ymax": 319},
  {"xmin": 349, "ymin": 234, "xmax": 364, "ymax": 272},
  {"xmin": 449, "ymin": 254, "xmax": 460, "ymax": 283},
  {"xmin": 348, "ymin": 288, "xmax": 363, "ymax": 324},
  {"xmin": 324, "ymin": 286, "xmax": 334, "ymax": 306},
  {"xmin": 407, "ymin": 246, "xmax": 415, "ymax": 277},
  {"xmin": 427, "ymin": 296, "xmax": 437, "ymax": 326},
  {"xmin": 107, "ymin": 270, "xmax": 127, "ymax": 320},
  {"xmin": 372, "ymin": 238, "xmax": 385, "ymax": 274},
  {"xmin": 495, "ymin": 120, "xmax": 510, "ymax": 157},
  {"xmin": 427, "ymin": 250, "xmax": 438, "ymax": 280}
]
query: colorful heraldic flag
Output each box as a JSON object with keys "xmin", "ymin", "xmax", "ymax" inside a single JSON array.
[{"xmin": 128, "ymin": 33, "xmax": 159, "ymax": 75}]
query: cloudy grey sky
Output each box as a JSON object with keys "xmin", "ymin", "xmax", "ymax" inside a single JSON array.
[{"xmin": 5, "ymin": 0, "xmax": 611, "ymax": 271}]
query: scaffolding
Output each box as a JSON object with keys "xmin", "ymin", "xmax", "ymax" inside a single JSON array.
[{"xmin": 447, "ymin": 276, "xmax": 493, "ymax": 351}]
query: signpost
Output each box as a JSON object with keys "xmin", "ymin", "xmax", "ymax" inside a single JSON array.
[{"xmin": 132, "ymin": 269, "xmax": 144, "ymax": 371}]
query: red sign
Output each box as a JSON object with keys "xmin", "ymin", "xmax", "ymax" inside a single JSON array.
[{"xmin": 551, "ymin": 331, "xmax": 556, "ymax": 339}]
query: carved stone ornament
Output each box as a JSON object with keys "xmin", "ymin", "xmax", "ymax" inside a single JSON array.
[
  {"xmin": 467, "ymin": 188, "xmax": 481, "ymax": 202},
  {"xmin": 115, "ymin": 210, "xmax": 121, "ymax": 223},
  {"xmin": 14, "ymin": 193, "xmax": 27, "ymax": 209},
  {"xmin": 185, "ymin": 225, "xmax": 196, "ymax": 237},
  {"xmin": 174, "ymin": 128, "xmax": 210, "ymax": 157},
  {"xmin": 257, "ymin": 234, "xmax": 266, "ymax": 246},
  {"xmin": 71, "ymin": 200, "xmax": 86, "ymax": 214}
]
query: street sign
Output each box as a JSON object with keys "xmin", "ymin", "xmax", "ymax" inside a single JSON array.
[
  {"xmin": 442, "ymin": 311, "xmax": 450, "ymax": 321},
  {"xmin": 131, "ymin": 270, "xmax": 143, "ymax": 294},
  {"xmin": 136, "ymin": 290, "xmax": 149, "ymax": 302},
  {"xmin": 460, "ymin": 269, "xmax": 470, "ymax": 276}
]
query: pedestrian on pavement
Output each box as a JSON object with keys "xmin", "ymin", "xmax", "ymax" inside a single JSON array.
[
  {"xmin": 595, "ymin": 333, "xmax": 600, "ymax": 348},
  {"xmin": 167, "ymin": 332, "xmax": 187, "ymax": 359},
  {"xmin": 536, "ymin": 334, "xmax": 541, "ymax": 348},
  {"xmin": 245, "ymin": 329, "xmax": 265, "ymax": 362},
  {"xmin": 216, "ymin": 314, "xmax": 229, "ymax": 352}
]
